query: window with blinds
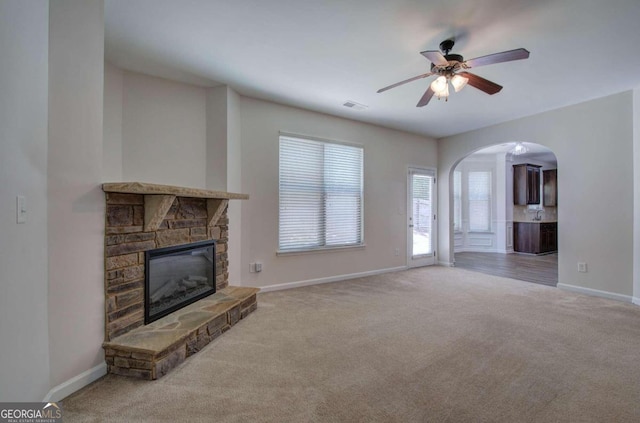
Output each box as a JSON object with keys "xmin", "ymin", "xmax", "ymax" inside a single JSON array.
[
  {"xmin": 468, "ymin": 171, "xmax": 491, "ymax": 232},
  {"xmin": 453, "ymin": 171, "xmax": 462, "ymax": 231},
  {"xmin": 279, "ymin": 135, "xmax": 363, "ymax": 251}
]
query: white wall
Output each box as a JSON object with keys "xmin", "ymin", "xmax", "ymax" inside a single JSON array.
[
  {"xmin": 239, "ymin": 97, "xmax": 438, "ymax": 288},
  {"xmin": 439, "ymin": 92, "xmax": 634, "ymax": 298},
  {"xmin": 122, "ymin": 71, "xmax": 207, "ymax": 188},
  {"xmin": 205, "ymin": 85, "xmax": 243, "ymax": 285},
  {"xmin": 103, "ymin": 63, "xmax": 123, "ymax": 181},
  {"xmin": 495, "ymin": 153, "xmax": 511, "ymax": 253},
  {"xmin": 634, "ymin": 88, "xmax": 640, "ymax": 304},
  {"xmin": 0, "ymin": 0, "xmax": 50, "ymax": 401},
  {"xmin": 206, "ymin": 86, "xmax": 228, "ymax": 191},
  {"xmin": 48, "ymin": 0, "xmax": 105, "ymax": 392},
  {"xmin": 226, "ymin": 88, "xmax": 243, "ymax": 285}
]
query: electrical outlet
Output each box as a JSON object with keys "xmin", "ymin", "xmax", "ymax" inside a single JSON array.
[
  {"xmin": 577, "ymin": 262, "xmax": 588, "ymax": 273},
  {"xmin": 249, "ymin": 263, "xmax": 256, "ymax": 273},
  {"xmin": 394, "ymin": 248, "xmax": 400, "ymax": 256}
]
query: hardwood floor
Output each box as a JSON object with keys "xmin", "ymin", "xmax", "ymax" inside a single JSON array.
[{"xmin": 453, "ymin": 252, "xmax": 558, "ymax": 287}]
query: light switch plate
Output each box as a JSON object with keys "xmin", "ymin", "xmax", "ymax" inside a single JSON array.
[{"xmin": 16, "ymin": 196, "xmax": 26, "ymax": 224}]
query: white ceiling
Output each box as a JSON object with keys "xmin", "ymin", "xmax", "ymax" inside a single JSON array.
[{"xmin": 105, "ymin": 0, "xmax": 640, "ymax": 139}]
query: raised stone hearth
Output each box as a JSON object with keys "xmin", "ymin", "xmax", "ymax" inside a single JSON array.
[
  {"xmin": 103, "ymin": 286, "xmax": 258, "ymax": 379},
  {"xmin": 102, "ymin": 182, "xmax": 254, "ymax": 379}
]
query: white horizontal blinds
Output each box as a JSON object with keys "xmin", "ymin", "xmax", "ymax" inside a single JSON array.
[
  {"xmin": 453, "ymin": 171, "xmax": 462, "ymax": 231},
  {"xmin": 279, "ymin": 136, "xmax": 363, "ymax": 251},
  {"xmin": 279, "ymin": 138, "xmax": 324, "ymax": 250},
  {"xmin": 324, "ymin": 143, "xmax": 363, "ymax": 246},
  {"xmin": 468, "ymin": 171, "xmax": 491, "ymax": 232},
  {"xmin": 412, "ymin": 173, "xmax": 432, "ymax": 234}
]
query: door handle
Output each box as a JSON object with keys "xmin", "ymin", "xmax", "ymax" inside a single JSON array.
[{"xmin": 409, "ymin": 224, "xmax": 414, "ymax": 228}]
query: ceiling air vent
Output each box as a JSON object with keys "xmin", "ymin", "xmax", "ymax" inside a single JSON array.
[{"xmin": 343, "ymin": 100, "xmax": 368, "ymax": 111}]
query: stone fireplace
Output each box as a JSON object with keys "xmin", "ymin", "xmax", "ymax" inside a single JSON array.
[{"xmin": 101, "ymin": 182, "xmax": 257, "ymax": 379}]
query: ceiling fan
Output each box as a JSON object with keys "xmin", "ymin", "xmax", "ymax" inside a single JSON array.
[{"xmin": 377, "ymin": 39, "xmax": 529, "ymax": 107}]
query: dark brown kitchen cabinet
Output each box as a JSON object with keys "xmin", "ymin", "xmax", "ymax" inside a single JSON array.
[
  {"xmin": 513, "ymin": 164, "xmax": 541, "ymax": 205},
  {"xmin": 543, "ymin": 169, "xmax": 557, "ymax": 206},
  {"xmin": 514, "ymin": 222, "xmax": 557, "ymax": 254}
]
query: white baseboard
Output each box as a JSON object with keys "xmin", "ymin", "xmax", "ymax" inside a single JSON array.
[
  {"xmin": 438, "ymin": 261, "xmax": 455, "ymax": 267},
  {"xmin": 259, "ymin": 266, "xmax": 407, "ymax": 293},
  {"xmin": 633, "ymin": 297, "xmax": 640, "ymax": 306},
  {"xmin": 557, "ymin": 283, "xmax": 634, "ymax": 303},
  {"xmin": 43, "ymin": 362, "xmax": 107, "ymax": 402}
]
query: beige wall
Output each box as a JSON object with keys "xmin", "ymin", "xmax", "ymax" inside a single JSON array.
[
  {"xmin": 0, "ymin": 0, "xmax": 50, "ymax": 401},
  {"xmin": 634, "ymin": 88, "xmax": 640, "ymax": 304},
  {"xmin": 439, "ymin": 91, "xmax": 634, "ymax": 299},
  {"xmin": 48, "ymin": 0, "xmax": 105, "ymax": 391},
  {"xmin": 226, "ymin": 88, "xmax": 243, "ymax": 286},
  {"xmin": 121, "ymin": 71, "xmax": 207, "ymax": 188},
  {"xmin": 239, "ymin": 97, "xmax": 438, "ymax": 288},
  {"xmin": 104, "ymin": 69, "xmax": 234, "ymax": 192},
  {"xmin": 103, "ymin": 63, "xmax": 123, "ymax": 181},
  {"xmin": 103, "ymin": 76, "xmax": 439, "ymax": 289},
  {"xmin": 206, "ymin": 86, "xmax": 228, "ymax": 191}
]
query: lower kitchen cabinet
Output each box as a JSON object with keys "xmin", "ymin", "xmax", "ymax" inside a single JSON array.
[{"xmin": 514, "ymin": 222, "xmax": 557, "ymax": 254}]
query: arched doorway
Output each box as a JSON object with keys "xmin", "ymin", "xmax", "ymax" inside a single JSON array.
[{"xmin": 449, "ymin": 142, "xmax": 558, "ymax": 286}]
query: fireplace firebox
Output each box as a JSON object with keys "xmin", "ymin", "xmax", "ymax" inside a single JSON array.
[{"xmin": 145, "ymin": 240, "xmax": 216, "ymax": 324}]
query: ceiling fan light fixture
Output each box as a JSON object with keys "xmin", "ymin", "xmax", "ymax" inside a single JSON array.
[
  {"xmin": 511, "ymin": 142, "xmax": 528, "ymax": 156},
  {"xmin": 430, "ymin": 76, "xmax": 449, "ymax": 99},
  {"xmin": 451, "ymin": 74, "xmax": 469, "ymax": 93}
]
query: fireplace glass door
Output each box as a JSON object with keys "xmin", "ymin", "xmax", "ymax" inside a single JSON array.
[{"xmin": 145, "ymin": 240, "xmax": 216, "ymax": 323}]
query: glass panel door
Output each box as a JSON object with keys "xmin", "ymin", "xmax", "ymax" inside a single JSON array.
[{"xmin": 408, "ymin": 168, "xmax": 436, "ymax": 267}]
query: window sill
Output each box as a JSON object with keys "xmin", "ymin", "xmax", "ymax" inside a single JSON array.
[
  {"xmin": 467, "ymin": 231, "xmax": 495, "ymax": 235},
  {"xmin": 276, "ymin": 244, "xmax": 366, "ymax": 257}
]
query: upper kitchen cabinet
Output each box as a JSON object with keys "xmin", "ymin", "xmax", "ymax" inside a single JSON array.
[
  {"xmin": 543, "ymin": 169, "xmax": 557, "ymax": 206},
  {"xmin": 513, "ymin": 163, "xmax": 541, "ymax": 205}
]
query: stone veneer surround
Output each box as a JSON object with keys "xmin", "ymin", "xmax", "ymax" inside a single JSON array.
[{"xmin": 104, "ymin": 192, "xmax": 230, "ymax": 340}]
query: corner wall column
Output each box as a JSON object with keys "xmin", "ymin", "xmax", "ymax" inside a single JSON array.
[{"xmin": 633, "ymin": 88, "xmax": 640, "ymax": 305}]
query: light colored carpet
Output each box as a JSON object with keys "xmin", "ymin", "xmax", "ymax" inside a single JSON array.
[{"xmin": 63, "ymin": 266, "xmax": 640, "ymax": 422}]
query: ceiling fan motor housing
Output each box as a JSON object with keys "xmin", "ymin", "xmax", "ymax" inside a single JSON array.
[
  {"xmin": 430, "ymin": 53, "xmax": 465, "ymax": 75},
  {"xmin": 444, "ymin": 54, "xmax": 463, "ymax": 63},
  {"xmin": 439, "ymin": 39, "xmax": 455, "ymax": 54}
]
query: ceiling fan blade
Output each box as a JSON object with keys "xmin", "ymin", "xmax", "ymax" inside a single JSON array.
[
  {"xmin": 420, "ymin": 50, "xmax": 448, "ymax": 66},
  {"xmin": 464, "ymin": 48, "xmax": 530, "ymax": 68},
  {"xmin": 377, "ymin": 72, "xmax": 434, "ymax": 93},
  {"xmin": 416, "ymin": 87, "xmax": 435, "ymax": 107},
  {"xmin": 459, "ymin": 72, "xmax": 503, "ymax": 95}
]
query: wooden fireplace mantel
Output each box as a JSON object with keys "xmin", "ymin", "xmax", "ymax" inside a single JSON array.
[{"xmin": 102, "ymin": 182, "xmax": 249, "ymax": 231}]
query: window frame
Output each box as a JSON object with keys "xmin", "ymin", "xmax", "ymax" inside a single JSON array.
[{"xmin": 277, "ymin": 132, "xmax": 365, "ymax": 255}]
